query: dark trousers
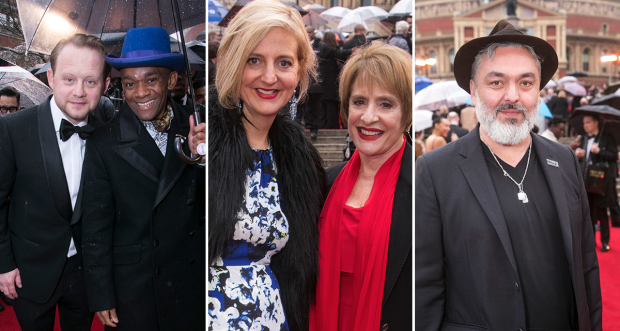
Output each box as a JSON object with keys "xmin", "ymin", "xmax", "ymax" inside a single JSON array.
[
  {"xmin": 588, "ymin": 193, "xmax": 611, "ymax": 244},
  {"xmin": 611, "ymin": 187, "xmax": 620, "ymax": 227},
  {"xmin": 12, "ymin": 255, "xmax": 94, "ymax": 331},
  {"xmin": 303, "ymin": 93, "xmax": 323, "ymax": 131}
]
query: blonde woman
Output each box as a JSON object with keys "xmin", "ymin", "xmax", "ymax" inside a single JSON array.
[{"xmin": 208, "ymin": 1, "xmax": 326, "ymax": 330}]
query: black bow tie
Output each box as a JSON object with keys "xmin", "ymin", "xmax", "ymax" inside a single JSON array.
[
  {"xmin": 587, "ymin": 134, "xmax": 597, "ymax": 140},
  {"xmin": 59, "ymin": 119, "xmax": 95, "ymax": 142}
]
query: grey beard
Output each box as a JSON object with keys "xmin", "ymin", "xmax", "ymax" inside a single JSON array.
[{"xmin": 475, "ymin": 97, "xmax": 538, "ymax": 146}]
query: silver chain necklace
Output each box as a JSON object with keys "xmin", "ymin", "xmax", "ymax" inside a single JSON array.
[{"xmin": 480, "ymin": 134, "xmax": 532, "ymax": 203}]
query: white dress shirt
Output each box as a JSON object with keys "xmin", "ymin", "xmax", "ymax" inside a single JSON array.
[
  {"xmin": 586, "ymin": 134, "xmax": 597, "ymax": 161},
  {"xmin": 50, "ymin": 96, "xmax": 88, "ymax": 258}
]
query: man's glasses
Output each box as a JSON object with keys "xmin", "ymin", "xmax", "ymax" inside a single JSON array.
[{"xmin": 0, "ymin": 107, "xmax": 18, "ymax": 114}]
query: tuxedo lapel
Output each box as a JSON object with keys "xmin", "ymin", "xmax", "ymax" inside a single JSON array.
[
  {"xmin": 382, "ymin": 143, "xmax": 412, "ymax": 305},
  {"xmin": 458, "ymin": 126, "xmax": 518, "ymax": 273},
  {"xmin": 153, "ymin": 101, "xmax": 189, "ymax": 209},
  {"xmin": 112, "ymin": 104, "xmax": 163, "ymax": 183},
  {"xmin": 37, "ymin": 98, "xmax": 72, "ymax": 222},
  {"xmin": 71, "ymin": 113, "xmax": 105, "ymax": 225},
  {"xmin": 532, "ymin": 135, "xmax": 574, "ymax": 267}
]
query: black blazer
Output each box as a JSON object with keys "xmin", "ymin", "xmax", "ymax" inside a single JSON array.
[
  {"xmin": 326, "ymin": 143, "xmax": 412, "ymax": 330},
  {"xmin": 0, "ymin": 96, "xmax": 103, "ymax": 303},
  {"xmin": 81, "ymin": 99, "xmax": 205, "ymax": 331},
  {"xmin": 309, "ymin": 41, "xmax": 351, "ymax": 96},
  {"xmin": 578, "ymin": 131, "xmax": 618, "ymax": 206},
  {"xmin": 416, "ymin": 126, "xmax": 602, "ymax": 331}
]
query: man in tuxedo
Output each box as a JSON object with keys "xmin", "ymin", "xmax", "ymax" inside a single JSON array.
[
  {"xmin": 570, "ymin": 114, "xmax": 617, "ymax": 252},
  {"xmin": 0, "ymin": 34, "xmax": 110, "ymax": 330},
  {"xmin": 343, "ymin": 24, "xmax": 367, "ymax": 49},
  {"xmin": 446, "ymin": 111, "xmax": 469, "ymax": 142},
  {"xmin": 81, "ymin": 26, "xmax": 205, "ymax": 331},
  {"xmin": 416, "ymin": 20, "xmax": 602, "ymax": 331},
  {"xmin": 0, "ymin": 87, "xmax": 21, "ymax": 116}
]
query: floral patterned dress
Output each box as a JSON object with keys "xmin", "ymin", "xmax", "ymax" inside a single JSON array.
[{"xmin": 209, "ymin": 148, "xmax": 290, "ymax": 331}]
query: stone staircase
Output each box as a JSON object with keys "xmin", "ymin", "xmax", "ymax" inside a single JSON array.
[{"xmin": 304, "ymin": 129, "xmax": 349, "ymax": 168}]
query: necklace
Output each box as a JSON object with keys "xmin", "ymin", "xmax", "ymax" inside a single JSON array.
[{"xmin": 480, "ymin": 134, "xmax": 532, "ymax": 204}]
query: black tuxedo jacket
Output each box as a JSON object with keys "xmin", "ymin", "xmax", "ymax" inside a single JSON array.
[
  {"xmin": 0, "ymin": 96, "xmax": 103, "ymax": 303},
  {"xmin": 578, "ymin": 131, "xmax": 618, "ymax": 206},
  {"xmin": 326, "ymin": 143, "xmax": 412, "ymax": 330},
  {"xmin": 416, "ymin": 126, "xmax": 602, "ymax": 330},
  {"xmin": 81, "ymin": 99, "xmax": 205, "ymax": 331},
  {"xmin": 308, "ymin": 41, "xmax": 351, "ymax": 96}
]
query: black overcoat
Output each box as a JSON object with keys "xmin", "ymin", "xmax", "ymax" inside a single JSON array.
[
  {"xmin": 326, "ymin": 143, "xmax": 412, "ymax": 330},
  {"xmin": 578, "ymin": 131, "xmax": 618, "ymax": 207},
  {"xmin": 0, "ymin": 96, "xmax": 103, "ymax": 304},
  {"xmin": 81, "ymin": 99, "xmax": 205, "ymax": 331},
  {"xmin": 416, "ymin": 126, "xmax": 602, "ymax": 331}
]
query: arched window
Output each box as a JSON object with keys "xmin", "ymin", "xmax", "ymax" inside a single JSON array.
[
  {"xmin": 583, "ymin": 48, "xmax": 590, "ymax": 72},
  {"xmin": 449, "ymin": 49, "xmax": 455, "ymax": 73},
  {"xmin": 566, "ymin": 47, "xmax": 571, "ymax": 71},
  {"xmin": 430, "ymin": 50, "xmax": 437, "ymax": 74}
]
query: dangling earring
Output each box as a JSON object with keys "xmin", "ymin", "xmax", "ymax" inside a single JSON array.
[
  {"xmin": 237, "ymin": 99, "xmax": 243, "ymax": 115},
  {"xmin": 289, "ymin": 89, "xmax": 298, "ymax": 120}
]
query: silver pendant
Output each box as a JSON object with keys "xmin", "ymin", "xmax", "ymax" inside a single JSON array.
[{"xmin": 518, "ymin": 191, "xmax": 529, "ymax": 203}]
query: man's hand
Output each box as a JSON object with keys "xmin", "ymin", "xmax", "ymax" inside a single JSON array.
[
  {"xmin": 451, "ymin": 133, "xmax": 458, "ymax": 142},
  {"xmin": 189, "ymin": 115, "xmax": 206, "ymax": 163},
  {"xmin": 575, "ymin": 148, "xmax": 585, "ymax": 159},
  {"xmin": 569, "ymin": 135, "xmax": 582, "ymax": 150},
  {"xmin": 96, "ymin": 308, "xmax": 118, "ymax": 327},
  {"xmin": 590, "ymin": 142, "xmax": 600, "ymax": 154},
  {"xmin": 0, "ymin": 268, "xmax": 21, "ymax": 299}
]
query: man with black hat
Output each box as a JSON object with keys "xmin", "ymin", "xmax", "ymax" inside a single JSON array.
[
  {"xmin": 416, "ymin": 20, "xmax": 602, "ymax": 331},
  {"xmin": 81, "ymin": 26, "xmax": 205, "ymax": 331}
]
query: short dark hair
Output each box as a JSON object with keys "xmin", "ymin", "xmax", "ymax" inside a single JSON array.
[
  {"xmin": 584, "ymin": 113, "xmax": 600, "ymax": 123},
  {"xmin": 50, "ymin": 33, "xmax": 111, "ymax": 79},
  {"xmin": 193, "ymin": 78, "xmax": 206, "ymax": 90},
  {"xmin": 0, "ymin": 86, "xmax": 20, "ymax": 103},
  {"xmin": 548, "ymin": 117, "xmax": 566, "ymax": 127},
  {"xmin": 208, "ymin": 41, "xmax": 219, "ymax": 60}
]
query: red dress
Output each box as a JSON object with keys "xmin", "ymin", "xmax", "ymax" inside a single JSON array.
[{"xmin": 339, "ymin": 204, "xmax": 363, "ymax": 331}]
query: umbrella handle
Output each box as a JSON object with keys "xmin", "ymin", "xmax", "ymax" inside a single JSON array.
[{"xmin": 174, "ymin": 134, "xmax": 202, "ymax": 164}]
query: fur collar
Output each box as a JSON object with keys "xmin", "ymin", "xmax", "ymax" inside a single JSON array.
[{"xmin": 208, "ymin": 94, "xmax": 326, "ymax": 331}]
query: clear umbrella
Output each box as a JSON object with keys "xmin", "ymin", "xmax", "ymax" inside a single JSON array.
[
  {"xmin": 389, "ymin": 0, "xmax": 412, "ymax": 15},
  {"xmin": 0, "ymin": 66, "xmax": 52, "ymax": 109},
  {"xmin": 319, "ymin": 6, "xmax": 351, "ymax": 28},
  {"xmin": 302, "ymin": 4, "xmax": 328, "ymax": 28},
  {"xmin": 337, "ymin": 6, "xmax": 389, "ymax": 32},
  {"xmin": 414, "ymin": 80, "xmax": 470, "ymax": 111}
]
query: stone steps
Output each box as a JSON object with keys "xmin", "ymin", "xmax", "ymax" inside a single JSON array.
[{"xmin": 304, "ymin": 129, "xmax": 349, "ymax": 168}]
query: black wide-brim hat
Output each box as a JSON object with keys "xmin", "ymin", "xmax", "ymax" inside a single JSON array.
[{"xmin": 453, "ymin": 19, "xmax": 558, "ymax": 94}]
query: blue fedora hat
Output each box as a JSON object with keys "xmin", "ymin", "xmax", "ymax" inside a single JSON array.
[{"xmin": 106, "ymin": 26, "xmax": 186, "ymax": 73}]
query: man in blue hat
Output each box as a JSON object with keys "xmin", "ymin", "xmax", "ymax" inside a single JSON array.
[
  {"xmin": 81, "ymin": 26, "xmax": 205, "ymax": 331},
  {"xmin": 0, "ymin": 33, "xmax": 110, "ymax": 330}
]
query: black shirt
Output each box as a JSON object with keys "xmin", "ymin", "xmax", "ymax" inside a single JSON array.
[{"xmin": 482, "ymin": 137, "xmax": 576, "ymax": 330}]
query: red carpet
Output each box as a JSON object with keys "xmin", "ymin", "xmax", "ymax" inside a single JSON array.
[
  {"xmin": 0, "ymin": 304, "xmax": 103, "ymax": 330},
  {"xmin": 597, "ymin": 226, "xmax": 620, "ymax": 331}
]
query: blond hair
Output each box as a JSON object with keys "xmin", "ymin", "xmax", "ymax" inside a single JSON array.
[
  {"xmin": 216, "ymin": 0, "xmax": 317, "ymax": 109},
  {"xmin": 339, "ymin": 42, "xmax": 412, "ymax": 131},
  {"xmin": 50, "ymin": 33, "xmax": 110, "ymax": 79}
]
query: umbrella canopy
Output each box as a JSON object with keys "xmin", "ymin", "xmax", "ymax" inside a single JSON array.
[
  {"xmin": 603, "ymin": 81, "xmax": 620, "ymax": 95},
  {"xmin": 389, "ymin": 0, "xmax": 412, "ymax": 15},
  {"xmin": 16, "ymin": 0, "xmax": 205, "ymax": 55},
  {"xmin": 569, "ymin": 105, "xmax": 620, "ymax": 143},
  {"xmin": 219, "ymin": 0, "xmax": 307, "ymax": 27},
  {"xmin": 319, "ymin": 6, "xmax": 351, "ymax": 23},
  {"xmin": 415, "ymin": 80, "xmax": 470, "ymax": 111},
  {"xmin": 208, "ymin": 0, "xmax": 228, "ymax": 22},
  {"xmin": 567, "ymin": 71, "xmax": 588, "ymax": 78},
  {"xmin": 0, "ymin": 66, "xmax": 52, "ymax": 109},
  {"xmin": 415, "ymin": 110, "xmax": 433, "ymax": 131},
  {"xmin": 539, "ymin": 99, "xmax": 553, "ymax": 118},
  {"xmin": 591, "ymin": 93, "xmax": 620, "ymax": 109},
  {"xmin": 415, "ymin": 75, "xmax": 432, "ymax": 93},
  {"xmin": 545, "ymin": 79, "xmax": 557, "ymax": 89},
  {"xmin": 337, "ymin": 6, "xmax": 389, "ymax": 32},
  {"xmin": 557, "ymin": 75, "xmax": 578, "ymax": 85},
  {"xmin": 302, "ymin": 4, "xmax": 328, "ymax": 28},
  {"xmin": 563, "ymin": 81, "xmax": 587, "ymax": 97}
]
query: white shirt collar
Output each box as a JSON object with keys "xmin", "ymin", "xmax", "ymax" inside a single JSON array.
[{"xmin": 50, "ymin": 96, "xmax": 88, "ymax": 133}]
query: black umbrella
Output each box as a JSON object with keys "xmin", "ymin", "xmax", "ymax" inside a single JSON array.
[
  {"xmin": 569, "ymin": 105, "xmax": 620, "ymax": 144},
  {"xmin": 591, "ymin": 94, "xmax": 620, "ymax": 109},
  {"xmin": 218, "ymin": 0, "xmax": 308, "ymax": 27},
  {"xmin": 603, "ymin": 81, "xmax": 620, "ymax": 95},
  {"xmin": 567, "ymin": 71, "xmax": 588, "ymax": 78}
]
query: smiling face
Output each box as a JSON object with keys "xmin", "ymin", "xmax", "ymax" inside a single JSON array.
[
  {"xmin": 470, "ymin": 46, "xmax": 540, "ymax": 145},
  {"xmin": 120, "ymin": 66, "xmax": 178, "ymax": 121},
  {"xmin": 47, "ymin": 44, "xmax": 110, "ymax": 124},
  {"xmin": 348, "ymin": 79, "xmax": 404, "ymax": 161},
  {"xmin": 240, "ymin": 27, "xmax": 299, "ymax": 123},
  {"xmin": 435, "ymin": 117, "xmax": 450, "ymax": 137}
]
